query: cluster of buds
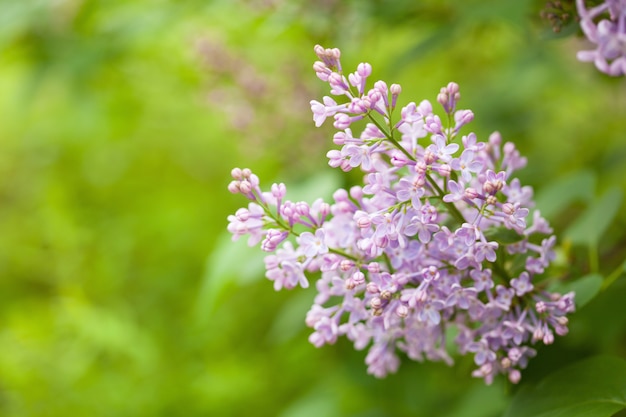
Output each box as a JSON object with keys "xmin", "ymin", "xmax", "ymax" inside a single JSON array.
[
  {"xmin": 540, "ymin": 0, "xmax": 578, "ymax": 33},
  {"xmin": 576, "ymin": 0, "xmax": 626, "ymax": 76},
  {"xmin": 227, "ymin": 45, "xmax": 575, "ymax": 384}
]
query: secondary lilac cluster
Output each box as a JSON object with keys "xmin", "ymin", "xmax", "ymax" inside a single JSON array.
[
  {"xmin": 576, "ymin": 0, "xmax": 626, "ymax": 76},
  {"xmin": 227, "ymin": 45, "xmax": 575, "ymax": 384}
]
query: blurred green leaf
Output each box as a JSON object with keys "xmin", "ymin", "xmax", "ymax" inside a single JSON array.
[
  {"xmin": 266, "ymin": 289, "xmax": 315, "ymax": 345},
  {"xmin": 441, "ymin": 380, "xmax": 508, "ymax": 417},
  {"xmin": 196, "ymin": 232, "xmax": 267, "ymax": 320},
  {"xmin": 564, "ymin": 186, "xmax": 623, "ymax": 247},
  {"xmin": 278, "ymin": 382, "xmax": 341, "ymax": 417},
  {"xmin": 283, "ymin": 169, "xmax": 342, "ymax": 203},
  {"xmin": 534, "ymin": 170, "xmax": 596, "ymax": 220},
  {"xmin": 503, "ymin": 355, "xmax": 626, "ymax": 417},
  {"xmin": 550, "ymin": 273, "xmax": 603, "ymax": 309},
  {"xmin": 483, "ymin": 227, "xmax": 525, "ymax": 244}
]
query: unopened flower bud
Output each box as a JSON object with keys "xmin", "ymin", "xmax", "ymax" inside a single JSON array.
[
  {"xmin": 271, "ymin": 183, "xmax": 287, "ymax": 199},
  {"xmin": 295, "ymin": 202, "xmax": 310, "ymax": 216},
  {"xmin": 508, "ymin": 347, "xmax": 522, "ymax": 362},
  {"xmin": 543, "ymin": 332, "xmax": 554, "ymax": 345},
  {"xmin": 396, "ymin": 304, "xmax": 409, "ymax": 318},
  {"xmin": 368, "ymin": 90, "xmax": 382, "ymax": 106},
  {"xmin": 455, "ymin": 109, "xmax": 474, "ymax": 126},
  {"xmin": 352, "ymin": 271, "xmax": 365, "ymax": 286},
  {"xmin": 350, "ymin": 186, "xmax": 364, "ymax": 200},
  {"xmin": 228, "ymin": 181, "xmax": 240, "ymax": 194},
  {"xmin": 424, "ymin": 150, "xmax": 436, "ymax": 165},
  {"xmin": 390, "ymin": 150, "xmax": 409, "ymax": 167},
  {"xmin": 485, "ymin": 195, "xmax": 497, "ymax": 206},
  {"xmin": 483, "ymin": 182, "xmax": 496, "ymax": 195},
  {"xmin": 357, "ymin": 216, "xmax": 371, "ymax": 229},
  {"xmin": 535, "ymin": 301, "xmax": 547, "ymax": 313},
  {"xmin": 319, "ymin": 202, "xmax": 331, "ymax": 218},
  {"xmin": 349, "ymin": 97, "xmax": 368, "ymax": 113},
  {"xmin": 437, "ymin": 164, "xmax": 451, "ymax": 177},
  {"xmin": 501, "ymin": 357, "xmax": 512, "ymax": 369},
  {"xmin": 312, "ymin": 60, "xmax": 327, "ymax": 73},
  {"xmin": 340, "ymin": 259, "xmax": 355, "ymax": 271},
  {"xmin": 489, "ymin": 131, "xmax": 502, "ymax": 146},
  {"xmin": 357, "ymin": 62, "xmax": 372, "ymax": 77},
  {"xmin": 366, "ymin": 282, "xmax": 379, "ymax": 294},
  {"xmin": 231, "ymin": 167, "xmax": 243, "ymax": 180},
  {"xmin": 478, "ymin": 363, "xmax": 492, "ymax": 377},
  {"xmin": 239, "ymin": 180, "xmax": 253, "ymax": 194},
  {"xmin": 464, "ymin": 187, "xmax": 479, "ymax": 199},
  {"xmin": 390, "ymin": 84, "xmax": 401, "ymax": 108},
  {"xmin": 508, "ymin": 369, "xmax": 521, "ymax": 384},
  {"xmin": 502, "ymin": 202, "xmax": 515, "ymax": 215},
  {"xmin": 333, "ymin": 131, "xmax": 348, "ymax": 145},
  {"xmin": 370, "ymin": 297, "xmax": 383, "ymax": 309},
  {"xmin": 374, "ymin": 80, "xmax": 388, "ymax": 94},
  {"xmin": 555, "ymin": 324, "xmax": 569, "ymax": 336},
  {"xmin": 380, "ymin": 290, "xmax": 392, "ymax": 300},
  {"xmin": 345, "ymin": 278, "xmax": 356, "ymax": 290}
]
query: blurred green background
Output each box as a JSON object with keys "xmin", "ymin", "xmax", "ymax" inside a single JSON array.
[{"xmin": 0, "ymin": 0, "xmax": 625, "ymax": 416}]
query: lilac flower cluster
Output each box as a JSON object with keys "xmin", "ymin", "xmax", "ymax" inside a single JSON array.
[
  {"xmin": 577, "ymin": 0, "xmax": 626, "ymax": 76},
  {"xmin": 227, "ymin": 45, "xmax": 575, "ymax": 384}
]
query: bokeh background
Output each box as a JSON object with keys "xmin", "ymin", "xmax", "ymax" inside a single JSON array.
[{"xmin": 0, "ymin": 0, "xmax": 625, "ymax": 416}]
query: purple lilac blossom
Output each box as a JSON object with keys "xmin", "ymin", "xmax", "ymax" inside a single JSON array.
[
  {"xmin": 576, "ymin": 0, "xmax": 626, "ymax": 76},
  {"xmin": 226, "ymin": 45, "xmax": 576, "ymax": 385}
]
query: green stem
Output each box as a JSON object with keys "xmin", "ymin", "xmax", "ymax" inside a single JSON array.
[
  {"xmin": 601, "ymin": 259, "xmax": 625, "ymax": 291},
  {"xmin": 589, "ymin": 244, "xmax": 599, "ymax": 274},
  {"xmin": 366, "ymin": 113, "xmax": 415, "ymax": 162},
  {"xmin": 329, "ymin": 247, "xmax": 360, "ymax": 262},
  {"xmin": 382, "ymin": 252, "xmax": 394, "ymax": 273},
  {"xmin": 490, "ymin": 257, "xmax": 511, "ymax": 282},
  {"xmin": 425, "ymin": 174, "xmax": 466, "ymax": 225}
]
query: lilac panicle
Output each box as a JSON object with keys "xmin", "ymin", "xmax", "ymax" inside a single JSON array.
[
  {"xmin": 226, "ymin": 45, "xmax": 576, "ymax": 385},
  {"xmin": 576, "ymin": 0, "xmax": 626, "ymax": 76}
]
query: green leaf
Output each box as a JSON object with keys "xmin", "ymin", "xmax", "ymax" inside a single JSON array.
[
  {"xmin": 564, "ymin": 186, "xmax": 623, "ymax": 247},
  {"xmin": 283, "ymin": 169, "xmax": 342, "ymax": 203},
  {"xmin": 549, "ymin": 273, "xmax": 603, "ymax": 309},
  {"xmin": 195, "ymin": 232, "xmax": 267, "ymax": 321},
  {"xmin": 441, "ymin": 379, "xmax": 508, "ymax": 417},
  {"xmin": 483, "ymin": 227, "xmax": 525, "ymax": 244},
  {"xmin": 534, "ymin": 170, "xmax": 596, "ymax": 220},
  {"xmin": 266, "ymin": 289, "xmax": 315, "ymax": 345},
  {"xmin": 503, "ymin": 356, "xmax": 626, "ymax": 417}
]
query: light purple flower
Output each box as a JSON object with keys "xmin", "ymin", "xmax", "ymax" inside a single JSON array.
[
  {"xmin": 428, "ymin": 134, "xmax": 459, "ymax": 163},
  {"xmin": 310, "ymin": 96, "xmax": 344, "ymax": 127},
  {"xmin": 451, "ymin": 150, "xmax": 483, "ymax": 182},
  {"xmin": 298, "ymin": 229, "xmax": 329, "ymax": 258},
  {"xmin": 226, "ymin": 46, "xmax": 575, "ymax": 386},
  {"xmin": 443, "ymin": 179, "xmax": 465, "ymax": 203},
  {"xmin": 511, "ymin": 272, "xmax": 533, "ymax": 296},
  {"xmin": 576, "ymin": 0, "xmax": 626, "ymax": 76}
]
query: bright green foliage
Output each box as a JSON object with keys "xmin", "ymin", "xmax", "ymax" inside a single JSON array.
[
  {"xmin": 504, "ymin": 356, "xmax": 626, "ymax": 417},
  {"xmin": 0, "ymin": 0, "xmax": 624, "ymax": 416}
]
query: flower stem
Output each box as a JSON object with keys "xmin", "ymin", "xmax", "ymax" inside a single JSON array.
[{"xmin": 425, "ymin": 174, "xmax": 466, "ymax": 225}]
